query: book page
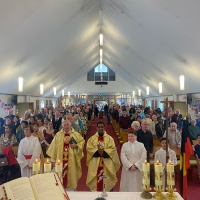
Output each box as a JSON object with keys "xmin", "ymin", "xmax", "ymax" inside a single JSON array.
[
  {"xmin": 30, "ymin": 173, "xmax": 67, "ymax": 200},
  {"xmin": 0, "ymin": 185, "xmax": 4, "ymax": 199},
  {"xmin": 3, "ymin": 177, "xmax": 36, "ymax": 200}
]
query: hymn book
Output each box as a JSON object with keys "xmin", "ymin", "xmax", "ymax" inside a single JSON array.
[{"xmin": 0, "ymin": 173, "xmax": 70, "ymax": 200}]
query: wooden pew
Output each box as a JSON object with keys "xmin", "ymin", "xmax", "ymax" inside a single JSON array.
[{"xmin": 120, "ymin": 131, "xmax": 128, "ymax": 143}]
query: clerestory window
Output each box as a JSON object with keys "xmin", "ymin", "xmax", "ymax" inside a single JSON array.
[{"xmin": 87, "ymin": 63, "xmax": 115, "ymax": 81}]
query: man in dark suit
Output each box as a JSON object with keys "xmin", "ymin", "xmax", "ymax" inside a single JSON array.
[
  {"xmin": 52, "ymin": 111, "xmax": 62, "ymax": 133},
  {"xmin": 196, "ymin": 112, "xmax": 200, "ymax": 129},
  {"xmin": 176, "ymin": 109, "xmax": 183, "ymax": 129},
  {"xmin": 137, "ymin": 120, "xmax": 154, "ymax": 186}
]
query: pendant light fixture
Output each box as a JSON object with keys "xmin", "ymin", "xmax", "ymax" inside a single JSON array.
[
  {"xmin": 53, "ymin": 87, "xmax": 56, "ymax": 96},
  {"xmin": 99, "ymin": 33, "xmax": 103, "ymax": 45},
  {"xmin": 68, "ymin": 91, "xmax": 70, "ymax": 97},
  {"xmin": 179, "ymin": 61, "xmax": 184, "ymax": 90},
  {"xmin": 132, "ymin": 91, "xmax": 135, "ymax": 98},
  {"xmin": 179, "ymin": 75, "xmax": 184, "ymax": 90},
  {"xmin": 18, "ymin": 62, "xmax": 23, "ymax": 92},
  {"xmin": 40, "ymin": 73, "xmax": 44, "ymax": 95},
  {"xmin": 146, "ymin": 86, "xmax": 149, "ymax": 95},
  {"xmin": 40, "ymin": 83, "xmax": 44, "ymax": 95},
  {"xmin": 138, "ymin": 89, "xmax": 141, "ymax": 96},
  {"xmin": 158, "ymin": 72, "xmax": 162, "ymax": 93},
  {"xmin": 62, "ymin": 89, "xmax": 64, "ymax": 97},
  {"xmin": 159, "ymin": 82, "xmax": 162, "ymax": 94},
  {"xmin": 100, "ymin": 49, "xmax": 103, "ymax": 58}
]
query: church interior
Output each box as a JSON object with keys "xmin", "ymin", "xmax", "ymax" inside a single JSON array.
[{"xmin": 0, "ymin": 1, "xmax": 200, "ymax": 200}]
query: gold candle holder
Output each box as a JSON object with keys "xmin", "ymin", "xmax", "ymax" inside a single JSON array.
[
  {"xmin": 165, "ymin": 185, "xmax": 177, "ymax": 200},
  {"xmin": 141, "ymin": 184, "xmax": 152, "ymax": 199},
  {"xmin": 153, "ymin": 185, "xmax": 165, "ymax": 200}
]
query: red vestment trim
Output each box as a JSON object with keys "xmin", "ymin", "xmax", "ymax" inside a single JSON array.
[
  {"xmin": 97, "ymin": 136, "xmax": 104, "ymax": 191},
  {"xmin": 63, "ymin": 133, "xmax": 70, "ymax": 188},
  {"xmin": 24, "ymin": 155, "xmax": 32, "ymax": 159}
]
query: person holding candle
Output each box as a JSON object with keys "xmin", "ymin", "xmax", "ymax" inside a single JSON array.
[
  {"xmin": 154, "ymin": 137, "xmax": 177, "ymax": 188},
  {"xmin": 47, "ymin": 120, "xmax": 85, "ymax": 191},
  {"xmin": 120, "ymin": 130, "xmax": 147, "ymax": 192},
  {"xmin": 17, "ymin": 125, "xmax": 41, "ymax": 177}
]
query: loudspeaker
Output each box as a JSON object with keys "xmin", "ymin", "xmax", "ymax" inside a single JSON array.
[
  {"xmin": 187, "ymin": 94, "xmax": 192, "ymax": 105},
  {"xmin": 11, "ymin": 95, "xmax": 18, "ymax": 105}
]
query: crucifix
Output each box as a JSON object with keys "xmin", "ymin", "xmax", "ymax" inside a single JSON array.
[
  {"xmin": 98, "ymin": 173, "xmax": 108, "ymax": 197},
  {"xmin": 160, "ymin": 97, "xmax": 169, "ymax": 191}
]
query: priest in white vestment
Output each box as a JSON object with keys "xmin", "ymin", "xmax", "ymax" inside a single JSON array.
[
  {"xmin": 120, "ymin": 130, "xmax": 146, "ymax": 192},
  {"xmin": 17, "ymin": 125, "xmax": 41, "ymax": 178},
  {"xmin": 154, "ymin": 137, "xmax": 177, "ymax": 188}
]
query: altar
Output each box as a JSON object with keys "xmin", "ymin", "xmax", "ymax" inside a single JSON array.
[{"xmin": 67, "ymin": 192, "xmax": 183, "ymax": 200}]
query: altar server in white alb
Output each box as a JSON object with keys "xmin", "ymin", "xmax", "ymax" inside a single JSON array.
[
  {"xmin": 17, "ymin": 125, "xmax": 41, "ymax": 177},
  {"xmin": 154, "ymin": 137, "xmax": 177, "ymax": 188},
  {"xmin": 120, "ymin": 130, "xmax": 146, "ymax": 192}
]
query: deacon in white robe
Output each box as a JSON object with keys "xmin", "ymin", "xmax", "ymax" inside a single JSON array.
[
  {"xmin": 17, "ymin": 126, "xmax": 41, "ymax": 178},
  {"xmin": 120, "ymin": 130, "xmax": 146, "ymax": 192},
  {"xmin": 154, "ymin": 137, "xmax": 177, "ymax": 188}
]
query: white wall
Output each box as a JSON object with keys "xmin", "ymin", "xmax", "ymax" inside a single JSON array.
[
  {"xmin": 68, "ymin": 74, "xmax": 135, "ymax": 94},
  {"xmin": 0, "ymin": 94, "xmax": 58, "ymax": 117},
  {"xmin": 0, "ymin": 94, "xmax": 15, "ymax": 118}
]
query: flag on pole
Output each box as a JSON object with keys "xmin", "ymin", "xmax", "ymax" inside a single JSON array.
[{"xmin": 180, "ymin": 120, "xmax": 194, "ymax": 200}]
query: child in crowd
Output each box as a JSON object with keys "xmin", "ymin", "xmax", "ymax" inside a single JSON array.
[{"xmin": 154, "ymin": 137, "xmax": 177, "ymax": 188}]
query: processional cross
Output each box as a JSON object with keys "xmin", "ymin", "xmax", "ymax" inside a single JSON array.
[{"xmin": 160, "ymin": 97, "xmax": 169, "ymax": 191}]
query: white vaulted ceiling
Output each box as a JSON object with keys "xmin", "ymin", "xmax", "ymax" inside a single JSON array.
[{"xmin": 0, "ymin": 0, "xmax": 200, "ymax": 97}]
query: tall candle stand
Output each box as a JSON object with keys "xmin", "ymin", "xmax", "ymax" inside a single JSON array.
[
  {"xmin": 165, "ymin": 161, "xmax": 177, "ymax": 200},
  {"xmin": 165, "ymin": 185, "xmax": 177, "ymax": 200},
  {"xmin": 153, "ymin": 161, "xmax": 165, "ymax": 200}
]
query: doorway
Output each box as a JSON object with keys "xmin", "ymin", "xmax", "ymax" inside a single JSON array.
[
  {"xmin": 94, "ymin": 100, "xmax": 108, "ymax": 111},
  {"xmin": 16, "ymin": 103, "xmax": 34, "ymax": 118}
]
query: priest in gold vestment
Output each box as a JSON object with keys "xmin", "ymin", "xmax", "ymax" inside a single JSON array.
[
  {"xmin": 47, "ymin": 120, "xmax": 85, "ymax": 190},
  {"xmin": 86, "ymin": 121, "xmax": 120, "ymax": 191}
]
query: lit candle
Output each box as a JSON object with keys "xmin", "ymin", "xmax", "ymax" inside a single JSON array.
[
  {"xmin": 33, "ymin": 159, "xmax": 40, "ymax": 173},
  {"xmin": 55, "ymin": 159, "xmax": 62, "ymax": 173},
  {"xmin": 44, "ymin": 159, "xmax": 52, "ymax": 173},
  {"xmin": 167, "ymin": 161, "xmax": 175, "ymax": 186},
  {"xmin": 142, "ymin": 160, "xmax": 150, "ymax": 185},
  {"xmin": 154, "ymin": 160, "xmax": 162, "ymax": 186}
]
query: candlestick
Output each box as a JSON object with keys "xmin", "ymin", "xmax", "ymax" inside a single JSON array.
[
  {"xmin": 55, "ymin": 159, "xmax": 63, "ymax": 173},
  {"xmin": 33, "ymin": 159, "xmax": 40, "ymax": 175},
  {"xmin": 153, "ymin": 160, "xmax": 165, "ymax": 199},
  {"xmin": 165, "ymin": 186, "xmax": 177, "ymax": 200},
  {"xmin": 44, "ymin": 159, "xmax": 52, "ymax": 173},
  {"xmin": 154, "ymin": 160, "xmax": 162, "ymax": 186},
  {"xmin": 142, "ymin": 160, "xmax": 150, "ymax": 185},
  {"xmin": 167, "ymin": 161, "xmax": 175, "ymax": 186},
  {"xmin": 141, "ymin": 160, "xmax": 152, "ymax": 199}
]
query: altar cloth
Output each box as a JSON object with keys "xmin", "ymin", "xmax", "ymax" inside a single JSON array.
[{"xmin": 67, "ymin": 192, "xmax": 183, "ymax": 200}]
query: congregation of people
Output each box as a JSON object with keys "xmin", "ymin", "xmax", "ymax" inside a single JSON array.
[{"xmin": 0, "ymin": 103, "xmax": 200, "ymax": 192}]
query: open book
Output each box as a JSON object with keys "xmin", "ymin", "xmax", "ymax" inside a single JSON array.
[{"xmin": 0, "ymin": 173, "xmax": 70, "ymax": 200}]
